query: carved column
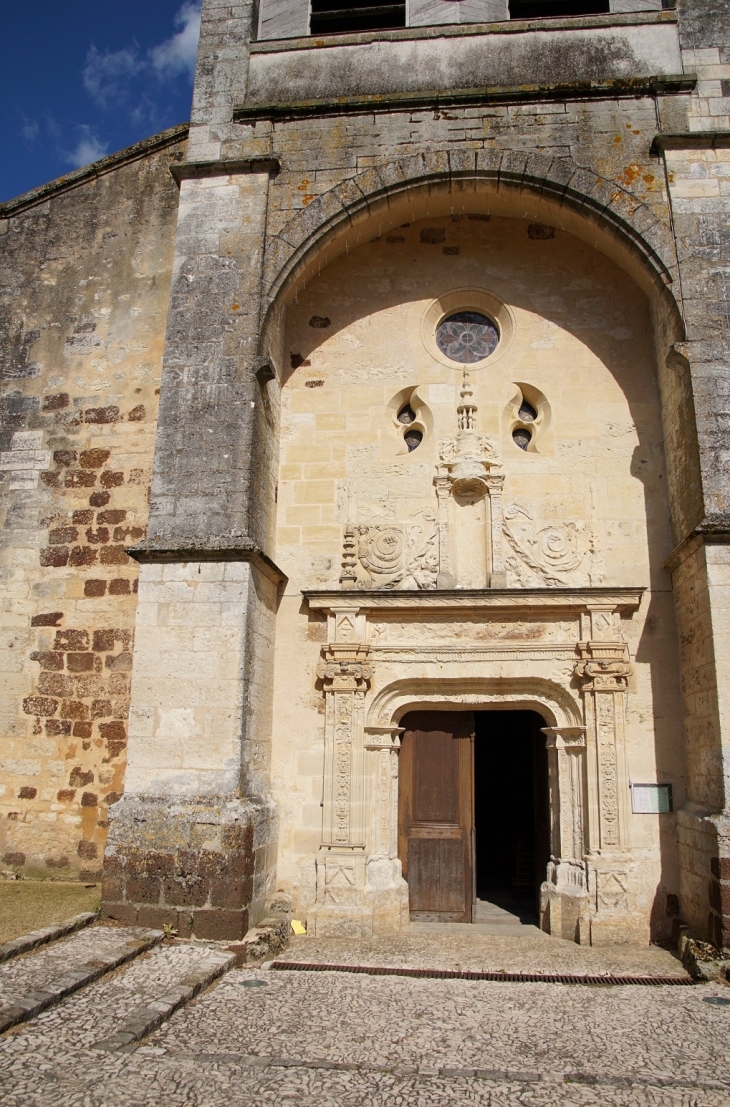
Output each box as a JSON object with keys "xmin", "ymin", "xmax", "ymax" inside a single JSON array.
[
  {"xmin": 542, "ymin": 727, "xmax": 587, "ymax": 866},
  {"xmin": 485, "ymin": 472, "xmax": 506, "ymax": 588},
  {"xmin": 576, "ymin": 655, "xmax": 633, "ymax": 853},
  {"xmin": 310, "ymin": 639, "xmax": 373, "ymax": 936}
]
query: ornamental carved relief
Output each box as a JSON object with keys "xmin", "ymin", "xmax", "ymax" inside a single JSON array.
[
  {"xmin": 503, "ymin": 502, "xmax": 594, "ymax": 587},
  {"xmin": 316, "ymin": 654, "xmax": 374, "ymax": 692},
  {"xmin": 575, "ymin": 659, "xmax": 633, "ymax": 692},
  {"xmin": 340, "ymin": 517, "xmax": 438, "ymax": 591}
]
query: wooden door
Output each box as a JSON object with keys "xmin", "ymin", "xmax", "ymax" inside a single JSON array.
[{"xmin": 399, "ymin": 711, "xmax": 474, "ymax": 922}]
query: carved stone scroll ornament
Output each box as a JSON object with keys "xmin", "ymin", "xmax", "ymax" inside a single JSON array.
[
  {"xmin": 503, "ymin": 503, "xmax": 592, "ymax": 587},
  {"xmin": 317, "ymin": 654, "xmax": 374, "ymax": 693},
  {"xmin": 340, "ymin": 517, "xmax": 438, "ymax": 591},
  {"xmin": 574, "ymin": 659, "xmax": 633, "ymax": 692}
]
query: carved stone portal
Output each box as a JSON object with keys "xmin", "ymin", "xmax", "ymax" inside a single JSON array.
[{"xmin": 305, "ymin": 588, "xmax": 643, "ymax": 943}]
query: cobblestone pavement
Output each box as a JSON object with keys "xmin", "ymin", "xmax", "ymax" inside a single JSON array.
[
  {"xmin": 1, "ymin": 931, "xmax": 729, "ymax": 1106},
  {"xmin": 0, "ymin": 925, "xmax": 154, "ymax": 1007},
  {"xmin": 280, "ymin": 930, "xmax": 692, "ymax": 978}
]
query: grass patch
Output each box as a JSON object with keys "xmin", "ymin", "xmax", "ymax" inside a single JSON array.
[{"xmin": 0, "ymin": 881, "xmax": 101, "ymax": 944}]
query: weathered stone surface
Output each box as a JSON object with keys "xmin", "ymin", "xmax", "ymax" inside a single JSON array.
[{"xmin": 1, "ymin": 0, "xmax": 730, "ymax": 952}]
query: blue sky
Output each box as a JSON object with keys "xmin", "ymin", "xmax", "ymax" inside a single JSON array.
[{"xmin": 1, "ymin": 2, "xmax": 201, "ymax": 203}]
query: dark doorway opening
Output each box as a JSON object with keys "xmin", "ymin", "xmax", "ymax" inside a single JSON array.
[{"xmin": 474, "ymin": 710, "xmax": 550, "ymax": 924}]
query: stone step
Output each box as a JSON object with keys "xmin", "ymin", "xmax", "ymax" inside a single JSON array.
[
  {"xmin": 0, "ymin": 925, "xmax": 162, "ymax": 1034},
  {"xmin": 8, "ymin": 940, "xmax": 234, "ymax": 1053},
  {"xmin": 0, "ymin": 911, "xmax": 96, "ymax": 964}
]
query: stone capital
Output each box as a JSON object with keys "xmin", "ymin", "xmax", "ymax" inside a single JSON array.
[
  {"xmin": 575, "ymin": 659, "xmax": 633, "ymax": 692},
  {"xmin": 317, "ymin": 644, "xmax": 373, "ymax": 692}
]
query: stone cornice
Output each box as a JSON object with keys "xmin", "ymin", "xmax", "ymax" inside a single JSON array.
[
  {"xmin": 234, "ymin": 75, "xmax": 695, "ymax": 124},
  {"xmin": 303, "ymin": 587, "xmax": 644, "ymax": 614},
  {"xmin": 170, "ymin": 158, "xmax": 281, "ymax": 184},
  {"xmin": 663, "ymin": 528, "xmax": 730, "ymax": 573},
  {"xmin": 127, "ymin": 538, "xmax": 287, "ymax": 585},
  {"xmin": 651, "ymin": 132, "xmax": 730, "ymax": 156},
  {"xmin": 250, "ymin": 9, "xmax": 676, "ymax": 54},
  {"xmin": 0, "ymin": 124, "xmax": 189, "ymax": 220}
]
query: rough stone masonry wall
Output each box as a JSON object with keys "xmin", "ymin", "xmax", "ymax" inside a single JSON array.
[
  {"xmin": 662, "ymin": 0, "xmax": 730, "ymax": 949},
  {"xmin": 0, "ymin": 133, "xmax": 186, "ymax": 879}
]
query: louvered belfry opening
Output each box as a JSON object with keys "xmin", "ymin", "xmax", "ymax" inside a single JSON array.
[
  {"xmin": 310, "ymin": 0, "xmax": 406, "ymax": 35},
  {"xmin": 509, "ymin": 0, "xmax": 609, "ymax": 17}
]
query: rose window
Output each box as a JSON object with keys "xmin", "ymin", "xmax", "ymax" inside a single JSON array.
[{"xmin": 436, "ymin": 311, "xmax": 499, "ymax": 364}]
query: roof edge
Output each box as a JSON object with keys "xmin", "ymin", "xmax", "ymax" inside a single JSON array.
[{"xmin": 0, "ymin": 123, "xmax": 189, "ymax": 220}]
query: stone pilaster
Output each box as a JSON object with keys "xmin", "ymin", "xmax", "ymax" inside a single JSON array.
[
  {"xmin": 434, "ymin": 477, "xmax": 454, "ymax": 589},
  {"xmin": 485, "ymin": 473, "xmax": 506, "ymax": 588},
  {"xmin": 575, "ymin": 645, "xmax": 643, "ymax": 945},
  {"xmin": 540, "ymin": 726, "xmax": 589, "ymax": 942},
  {"xmin": 364, "ymin": 726, "xmax": 410, "ymax": 933},
  {"xmin": 310, "ymin": 640, "xmax": 373, "ymax": 936}
]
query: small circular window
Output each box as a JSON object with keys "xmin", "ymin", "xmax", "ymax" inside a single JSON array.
[{"xmin": 436, "ymin": 311, "xmax": 499, "ymax": 364}]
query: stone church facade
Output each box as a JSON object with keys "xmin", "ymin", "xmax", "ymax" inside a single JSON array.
[{"xmin": 1, "ymin": 0, "xmax": 729, "ymax": 949}]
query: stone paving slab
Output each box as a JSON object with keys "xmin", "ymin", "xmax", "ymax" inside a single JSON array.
[
  {"xmin": 144, "ymin": 968, "xmax": 725, "ymax": 1084},
  {"xmin": 0, "ymin": 940, "xmax": 726, "ymax": 1105},
  {"xmin": 277, "ymin": 929, "xmax": 690, "ymax": 978}
]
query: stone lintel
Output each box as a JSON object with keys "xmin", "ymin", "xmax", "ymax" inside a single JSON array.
[
  {"xmin": 303, "ymin": 586, "xmax": 644, "ymax": 615},
  {"xmin": 169, "ymin": 158, "xmax": 281, "ymax": 184},
  {"xmin": 127, "ymin": 539, "xmax": 287, "ymax": 586},
  {"xmin": 234, "ymin": 75, "xmax": 695, "ymax": 123}
]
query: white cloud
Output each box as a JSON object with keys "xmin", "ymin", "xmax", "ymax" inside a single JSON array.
[
  {"xmin": 83, "ymin": 45, "xmax": 141, "ymax": 108},
  {"xmin": 150, "ymin": 2, "xmax": 202, "ymax": 80},
  {"xmin": 19, "ymin": 115, "xmax": 39, "ymax": 145},
  {"xmin": 66, "ymin": 128, "xmax": 109, "ymax": 169},
  {"xmin": 82, "ymin": 2, "xmax": 201, "ymax": 108}
]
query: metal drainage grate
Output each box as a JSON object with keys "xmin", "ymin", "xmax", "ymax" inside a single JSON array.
[{"xmin": 270, "ymin": 961, "xmax": 694, "ymax": 986}]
